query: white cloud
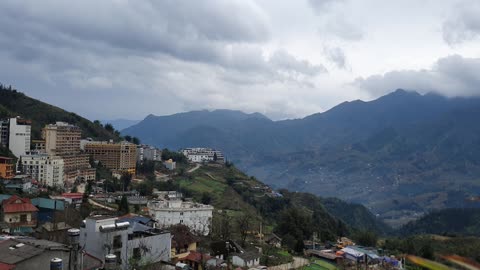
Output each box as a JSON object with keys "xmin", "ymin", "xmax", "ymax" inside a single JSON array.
[{"xmin": 354, "ymin": 55, "xmax": 480, "ymax": 98}]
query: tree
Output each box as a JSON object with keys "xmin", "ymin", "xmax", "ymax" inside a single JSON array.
[
  {"xmin": 132, "ymin": 137, "xmax": 140, "ymax": 145},
  {"xmin": 71, "ymin": 185, "xmax": 78, "ymax": 193},
  {"xmin": 124, "ymin": 135, "xmax": 132, "ymax": 142},
  {"xmin": 213, "ymin": 152, "xmax": 218, "ymax": 162},
  {"xmin": 201, "ymin": 192, "xmax": 212, "ymax": 205},
  {"xmin": 236, "ymin": 213, "xmax": 252, "ymax": 247},
  {"xmin": 118, "ymin": 195, "xmax": 130, "ymax": 215},
  {"xmin": 353, "ymin": 230, "xmax": 378, "ymax": 247},
  {"xmin": 104, "ymin": 123, "xmax": 114, "ymax": 132},
  {"xmin": 120, "ymin": 172, "xmax": 133, "ymax": 191}
]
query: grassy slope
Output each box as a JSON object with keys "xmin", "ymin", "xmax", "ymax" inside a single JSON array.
[
  {"xmin": 173, "ymin": 163, "xmax": 386, "ymax": 237},
  {"xmin": 0, "ymin": 85, "xmax": 119, "ymax": 141}
]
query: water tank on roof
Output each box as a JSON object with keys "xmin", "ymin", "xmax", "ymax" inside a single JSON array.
[{"xmin": 50, "ymin": 258, "xmax": 63, "ymax": 270}]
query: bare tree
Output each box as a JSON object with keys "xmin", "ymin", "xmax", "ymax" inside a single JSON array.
[{"xmin": 236, "ymin": 213, "xmax": 252, "ymax": 247}]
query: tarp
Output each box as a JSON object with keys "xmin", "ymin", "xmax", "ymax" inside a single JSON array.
[{"xmin": 341, "ymin": 247, "xmax": 364, "ymax": 261}]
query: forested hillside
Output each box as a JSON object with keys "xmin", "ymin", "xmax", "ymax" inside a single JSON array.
[
  {"xmin": 399, "ymin": 208, "xmax": 480, "ymax": 236},
  {"xmin": 0, "ymin": 84, "xmax": 120, "ymax": 141}
]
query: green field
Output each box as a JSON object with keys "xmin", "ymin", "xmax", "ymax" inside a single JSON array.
[{"xmin": 303, "ymin": 260, "xmax": 338, "ymax": 270}]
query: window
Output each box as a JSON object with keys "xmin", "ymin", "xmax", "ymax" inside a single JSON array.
[
  {"xmin": 113, "ymin": 235, "xmax": 122, "ymax": 249},
  {"xmin": 20, "ymin": 215, "xmax": 27, "ymax": 222}
]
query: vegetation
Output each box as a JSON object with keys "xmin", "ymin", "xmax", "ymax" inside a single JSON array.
[
  {"xmin": 0, "ymin": 84, "xmax": 120, "ymax": 141},
  {"xmin": 399, "ymin": 208, "xmax": 480, "ymax": 236},
  {"xmin": 381, "ymin": 235, "xmax": 480, "ymax": 262},
  {"xmin": 161, "ymin": 149, "xmax": 188, "ymax": 164}
]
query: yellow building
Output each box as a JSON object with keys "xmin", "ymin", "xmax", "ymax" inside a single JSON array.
[
  {"xmin": 43, "ymin": 122, "xmax": 81, "ymax": 156},
  {"xmin": 84, "ymin": 141, "xmax": 137, "ymax": 175},
  {"xmin": 0, "ymin": 157, "xmax": 14, "ymax": 179}
]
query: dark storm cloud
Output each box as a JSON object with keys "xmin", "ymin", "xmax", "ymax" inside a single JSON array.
[
  {"xmin": 443, "ymin": 1, "xmax": 480, "ymax": 45},
  {"xmin": 0, "ymin": 0, "xmax": 270, "ymax": 66},
  {"xmin": 354, "ymin": 55, "xmax": 480, "ymax": 97},
  {"xmin": 0, "ymin": 0, "xmax": 328, "ymax": 120}
]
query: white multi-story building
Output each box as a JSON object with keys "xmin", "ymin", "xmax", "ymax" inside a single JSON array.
[
  {"xmin": 147, "ymin": 199, "xmax": 214, "ymax": 235},
  {"xmin": 21, "ymin": 154, "xmax": 64, "ymax": 187},
  {"xmin": 0, "ymin": 117, "xmax": 31, "ymax": 158},
  {"xmin": 80, "ymin": 215, "xmax": 171, "ymax": 270},
  {"xmin": 181, "ymin": 148, "xmax": 224, "ymax": 163},
  {"xmin": 137, "ymin": 145, "xmax": 161, "ymax": 162}
]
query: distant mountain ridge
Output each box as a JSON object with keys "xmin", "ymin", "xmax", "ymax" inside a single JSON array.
[
  {"xmin": 123, "ymin": 89, "xmax": 480, "ymax": 226},
  {"xmin": 101, "ymin": 119, "xmax": 141, "ymax": 131}
]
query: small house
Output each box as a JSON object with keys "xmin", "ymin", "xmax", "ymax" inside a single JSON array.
[{"xmin": 232, "ymin": 250, "xmax": 261, "ymax": 268}]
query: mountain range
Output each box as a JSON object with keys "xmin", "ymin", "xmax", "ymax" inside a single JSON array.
[{"xmin": 123, "ymin": 89, "xmax": 480, "ymax": 227}]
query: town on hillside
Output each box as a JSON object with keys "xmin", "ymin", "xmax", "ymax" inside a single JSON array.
[{"xmin": 0, "ymin": 116, "xmax": 420, "ymax": 270}]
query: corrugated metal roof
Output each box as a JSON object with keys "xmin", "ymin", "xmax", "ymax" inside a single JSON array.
[
  {"xmin": 2, "ymin": 196, "xmax": 38, "ymax": 213},
  {"xmin": 0, "ymin": 239, "xmax": 44, "ymax": 264}
]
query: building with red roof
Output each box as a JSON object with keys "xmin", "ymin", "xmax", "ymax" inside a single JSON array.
[{"xmin": 1, "ymin": 195, "xmax": 38, "ymax": 231}]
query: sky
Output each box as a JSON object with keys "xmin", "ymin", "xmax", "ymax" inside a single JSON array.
[{"xmin": 1, "ymin": 0, "xmax": 480, "ymax": 120}]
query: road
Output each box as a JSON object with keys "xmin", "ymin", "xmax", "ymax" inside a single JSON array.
[
  {"xmin": 88, "ymin": 199, "xmax": 116, "ymax": 211},
  {"xmin": 187, "ymin": 164, "xmax": 201, "ymax": 173},
  {"xmin": 268, "ymin": 257, "xmax": 309, "ymax": 270}
]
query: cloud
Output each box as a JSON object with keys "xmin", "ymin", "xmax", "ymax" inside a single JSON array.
[
  {"xmin": 308, "ymin": 0, "xmax": 345, "ymax": 14},
  {"xmin": 323, "ymin": 47, "xmax": 347, "ymax": 69},
  {"xmin": 308, "ymin": 0, "xmax": 364, "ymax": 42},
  {"xmin": 269, "ymin": 50, "xmax": 327, "ymax": 76},
  {"xmin": 442, "ymin": 1, "xmax": 480, "ymax": 45},
  {"xmin": 0, "ymin": 0, "xmax": 330, "ymax": 120},
  {"xmin": 322, "ymin": 16, "xmax": 364, "ymax": 41},
  {"xmin": 354, "ymin": 55, "xmax": 480, "ymax": 97}
]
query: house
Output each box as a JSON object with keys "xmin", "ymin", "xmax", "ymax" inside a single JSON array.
[
  {"xmin": 0, "ymin": 195, "xmax": 38, "ymax": 234},
  {"xmin": 179, "ymin": 251, "xmax": 211, "ymax": 270},
  {"xmin": 170, "ymin": 224, "xmax": 199, "ymax": 260},
  {"xmin": 0, "ymin": 238, "xmax": 102, "ymax": 270},
  {"xmin": 210, "ymin": 240, "xmax": 243, "ymax": 261},
  {"xmin": 164, "ymin": 159, "xmax": 176, "ymax": 170},
  {"xmin": 148, "ymin": 199, "xmax": 214, "ymax": 235},
  {"xmin": 3, "ymin": 175, "xmax": 33, "ymax": 193},
  {"xmin": 232, "ymin": 250, "xmax": 261, "ymax": 268},
  {"xmin": 180, "ymin": 148, "xmax": 225, "ymax": 163},
  {"xmin": 60, "ymin": 192, "xmax": 84, "ymax": 207},
  {"xmin": 80, "ymin": 215, "xmax": 171, "ymax": 270},
  {"xmin": 265, "ymin": 233, "xmax": 282, "ymax": 248},
  {"xmin": 35, "ymin": 221, "xmax": 72, "ymax": 243}
]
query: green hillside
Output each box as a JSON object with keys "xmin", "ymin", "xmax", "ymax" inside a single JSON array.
[
  {"xmin": 153, "ymin": 162, "xmax": 388, "ymax": 251},
  {"xmin": 0, "ymin": 84, "xmax": 120, "ymax": 141},
  {"xmin": 399, "ymin": 208, "xmax": 480, "ymax": 236}
]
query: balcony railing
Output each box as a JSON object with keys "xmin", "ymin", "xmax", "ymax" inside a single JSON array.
[{"xmin": 8, "ymin": 219, "xmax": 37, "ymax": 227}]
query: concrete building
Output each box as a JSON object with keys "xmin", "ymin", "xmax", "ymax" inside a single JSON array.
[
  {"xmin": 43, "ymin": 122, "xmax": 81, "ymax": 156},
  {"xmin": 163, "ymin": 159, "xmax": 176, "ymax": 170},
  {"xmin": 21, "ymin": 154, "xmax": 65, "ymax": 187},
  {"xmin": 137, "ymin": 145, "xmax": 161, "ymax": 162},
  {"xmin": 181, "ymin": 148, "xmax": 224, "ymax": 163},
  {"xmin": 31, "ymin": 139, "xmax": 46, "ymax": 153},
  {"xmin": 147, "ymin": 199, "xmax": 213, "ymax": 235},
  {"xmin": 232, "ymin": 251, "xmax": 261, "ymax": 268},
  {"xmin": 0, "ymin": 156, "xmax": 14, "ymax": 179},
  {"xmin": 80, "ymin": 215, "xmax": 171, "ymax": 270},
  {"xmin": 85, "ymin": 141, "xmax": 137, "ymax": 175},
  {"xmin": 0, "ymin": 238, "xmax": 102, "ymax": 270},
  {"xmin": 42, "ymin": 122, "xmax": 96, "ymax": 185},
  {"xmin": 0, "ymin": 119, "xmax": 9, "ymax": 148},
  {"xmin": 0, "ymin": 117, "xmax": 32, "ymax": 158},
  {"xmin": 61, "ymin": 154, "xmax": 96, "ymax": 183}
]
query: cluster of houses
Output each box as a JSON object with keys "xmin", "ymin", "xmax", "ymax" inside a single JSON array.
[
  {"xmin": 0, "ymin": 188, "xmax": 272, "ymax": 270},
  {"xmin": 304, "ymin": 237, "xmax": 404, "ymax": 269}
]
